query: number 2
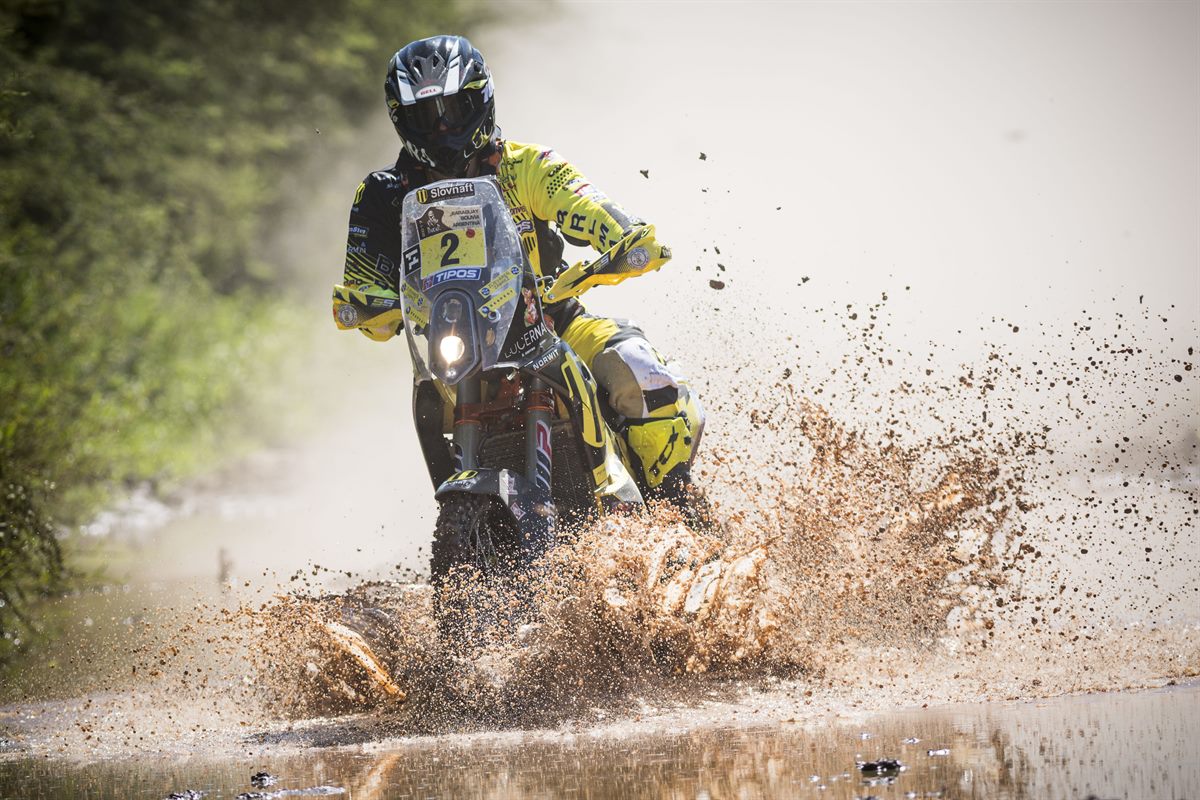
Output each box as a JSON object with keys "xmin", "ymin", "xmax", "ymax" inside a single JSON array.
[{"xmin": 440, "ymin": 232, "xmax": 460, "ymax": 266}]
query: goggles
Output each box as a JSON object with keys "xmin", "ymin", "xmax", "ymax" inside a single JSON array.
[{"xmin": 402, "ymin": 88, "xmax": 485, "ymax": 133}]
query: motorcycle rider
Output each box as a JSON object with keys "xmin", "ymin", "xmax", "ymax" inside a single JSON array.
[{"xmin": 335, "ymin": 34, "xmax": 704, "ymax": 510}]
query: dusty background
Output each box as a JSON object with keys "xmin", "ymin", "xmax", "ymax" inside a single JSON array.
[
  {"xmin": 22, "ymin": 0, "xmax": 1185, "ymax": 672},
  {"xmin": 191, "ymin": 0, "xmax": 1197, "ymax": 588}
]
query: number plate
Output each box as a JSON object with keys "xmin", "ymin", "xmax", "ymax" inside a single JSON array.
[{"xmin": 416, "ymin": 205, "xmax": 486, "ymax": 278}]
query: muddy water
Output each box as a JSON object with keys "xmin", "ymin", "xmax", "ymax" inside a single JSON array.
[{"xmin": 2, "ymin": 682, "xmax": 1197, "ymax": 799}]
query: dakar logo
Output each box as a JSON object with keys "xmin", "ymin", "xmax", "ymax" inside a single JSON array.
[{"xmin": 415, "ymin": 182, "xmax": 477, "ymax": 205}]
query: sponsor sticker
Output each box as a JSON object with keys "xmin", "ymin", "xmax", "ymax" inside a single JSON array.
[
  {"xmin": 480, "ymin": 264, "xmax": 520, "ymax": 298},
  {"xmin": 335, "ymin": 304, "xmax": 358, "ymax": 327},
  {"xmin": 627, "ymin": 247, "xmax": 650, "ymax": 268},
  {"xmin": 415, "ymin": 85, "xmax": 442, "ymax": 99},
  {"xmin": 349, "ymin": 225, "xmax": 369, "ymax": 238},
  {"xmin": 534, "ymin": 420, "xmax": 552, "ymax": 492},
  {"xmin": 376, "ymin": 254, "xmax": 395, "ymax": 277},
  {"xmin": 502, "ymin": 321, "xmax": 549, "ymax": 359},
  {"xmin": 444, "ymin": 476, "xmax": 479, "ymax": 490},
  {"xmin": 401, "ymin": 283, "xmax": 429, "ymax": 327},
  {"xmin": 525, "ymin": 347, "xmax": 559, "ymax": 373},
  {"xmin": 422, "ymin": 266, "xmax": 481, "ymax": 290},
  {"xmin": 480, "ymin": 285, "xmax": 516, "ymax": 314},
  {"xmin": 415, "ymin": 181, "xmax": 477, "ymax": 205},
  {"xmin": 402, "ymin": 244, "xmax": 421, "ymax": 275},
  {"xmin": 521, "ymin": 287, "xmax": 539, "ymax": 326}
]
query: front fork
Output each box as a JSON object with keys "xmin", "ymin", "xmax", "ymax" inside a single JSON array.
[
  {"xmin": 524, "ymin": 377, "xmax": 554, "ymax": 494},
  {"xmin": 449, "ymin": 374, "xmax": 557, "ymax": 561},
  {"xmin": 452, "ymin": 375, "xmax": 482, "ymax": 471},
  {"xmin": 452, "ymin": 373, "xmax": 554, "ymax": 497}
]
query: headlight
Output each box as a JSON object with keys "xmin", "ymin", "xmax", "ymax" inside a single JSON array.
[
  {"xmin": 428, "ymin": 290, "xmax": 478, "ymax": 385},
  {"xmin": 439, "ymin": 334, "xmax": 466, "ymax": 364}
]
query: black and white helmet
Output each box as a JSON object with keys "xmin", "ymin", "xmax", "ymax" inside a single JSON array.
[{"xmin": 384, "ymin": 35, "xmax": 496, "ymax": 176}]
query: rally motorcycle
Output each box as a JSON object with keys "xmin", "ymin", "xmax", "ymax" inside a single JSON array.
[{"xmin": 332, "ymin": 177, "xmax": 694, "ymax": 638}]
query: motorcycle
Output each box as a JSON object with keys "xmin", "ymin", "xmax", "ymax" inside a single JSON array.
[{"xmin": 332, "ymin": 176, "xmax": 686, "ymax": 639}]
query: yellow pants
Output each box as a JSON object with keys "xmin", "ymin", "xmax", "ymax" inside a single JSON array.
[
  {"xmin": 560, "ymin": 314, "xmax": 704, "ymax": 490},
  {"xmin": 560, "ymin": 315, "xmax": 662, "ymax": 417}
]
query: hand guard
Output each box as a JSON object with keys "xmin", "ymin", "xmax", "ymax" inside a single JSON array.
[
  {"xmin": 543, "ymin": 224, "xmax": 671, "ymax": 303},
  {"xmin": 332, "ymin": 283, "xmax": 405, "ymax": 342}
]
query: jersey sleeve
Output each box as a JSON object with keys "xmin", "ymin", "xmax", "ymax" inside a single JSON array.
[
  {"xmin": 337, "ymin": 173, "xmax": 406, "ymax": 341},
  {"xmin": 523, "ymin": 146, "xmax": 638, "ymax": 252},
  {"xmin": 342, "ymin": 173, "xmax": 404, "ymax": 291},
  {"xmin": 515, "ymin": 144, "xmax": 673, "ymax": 302}
]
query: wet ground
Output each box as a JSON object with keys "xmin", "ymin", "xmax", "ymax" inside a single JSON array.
[{"xmin": 2, "ymin": 680, "xmax": 1197, "ymax": 799}]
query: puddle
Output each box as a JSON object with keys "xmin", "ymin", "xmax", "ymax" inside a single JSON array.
[{"xmin": 2, "ymin": 682, "xmax": 1196, "ymax": 799}]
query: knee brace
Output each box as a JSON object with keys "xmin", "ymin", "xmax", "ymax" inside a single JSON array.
[
  {"xmin": 588, "ymin": 336, "xmax": 705, "ymax": 489},
  {"xmin": 624, "ymin": 388, "xmax": 705, "ymax": 490}
]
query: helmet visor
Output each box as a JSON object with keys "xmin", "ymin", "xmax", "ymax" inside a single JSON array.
[{"xmin": 402, "ymin": 89, "xmax": 485, "ymax": 134}]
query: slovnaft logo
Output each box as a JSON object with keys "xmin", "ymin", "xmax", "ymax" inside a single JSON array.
[{"xmin": 416, "ymin": 182, "xmax": 477, "ymax": 205}]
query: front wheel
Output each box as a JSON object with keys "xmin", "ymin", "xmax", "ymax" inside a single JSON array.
[{"xmin": 430, "ymin": 493, "xmax": 521, "ymax": 645}]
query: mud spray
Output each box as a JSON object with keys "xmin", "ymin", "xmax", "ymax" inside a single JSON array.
[
  {"xmin": 3, "ymin": 283, "xmax": 1193, "ymax": 761},
  {"xmin": 224, "ymin": 290, "xmax": 1197, "ymax": 745}
]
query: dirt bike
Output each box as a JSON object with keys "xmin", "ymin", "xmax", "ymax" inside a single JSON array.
[{"xmin": 332, "ymin": 176, "xmax": 689, "ymax": 640}]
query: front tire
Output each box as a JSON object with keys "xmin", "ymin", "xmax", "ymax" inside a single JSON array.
[{"xmin": 430, "ymin": 494, "xmax": 520, "ymax": 645}]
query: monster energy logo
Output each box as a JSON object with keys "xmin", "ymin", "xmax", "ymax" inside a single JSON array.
[{"xmin": 415, "ymin": 182, "xmax": 476, "ymax": 204}]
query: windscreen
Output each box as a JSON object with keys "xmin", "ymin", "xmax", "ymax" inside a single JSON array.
[{"xmin": 399, "ymin": 177, "xmax": 529, "ymax": 381}]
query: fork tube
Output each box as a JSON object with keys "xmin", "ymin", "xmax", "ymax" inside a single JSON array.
[
  {"xmin": 525, "ymin": 376, "xmax": 554, "ymax": 493},
  {"xmin": 454, "ymin": 375, "xmax": 482, "ymax": 471}
]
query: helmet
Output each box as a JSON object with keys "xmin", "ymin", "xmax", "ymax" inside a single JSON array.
[{"xmin": 384, "ymin": 35, "xmax": 496, "ymax": 176}]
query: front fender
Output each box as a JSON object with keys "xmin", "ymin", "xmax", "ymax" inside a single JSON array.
[{"xmin": 435, "ymin": 468, "xmax": 556, "ymax": 559}]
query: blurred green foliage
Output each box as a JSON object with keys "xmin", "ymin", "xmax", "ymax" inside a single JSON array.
[{"xmin": 0, "ymin": 0, "xmax": 477, "ymax": 660}]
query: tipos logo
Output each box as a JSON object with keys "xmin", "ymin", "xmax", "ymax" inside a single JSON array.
[{"xmin": 415, "ymin": 182, "xmax": 476, "ymax": 204}]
